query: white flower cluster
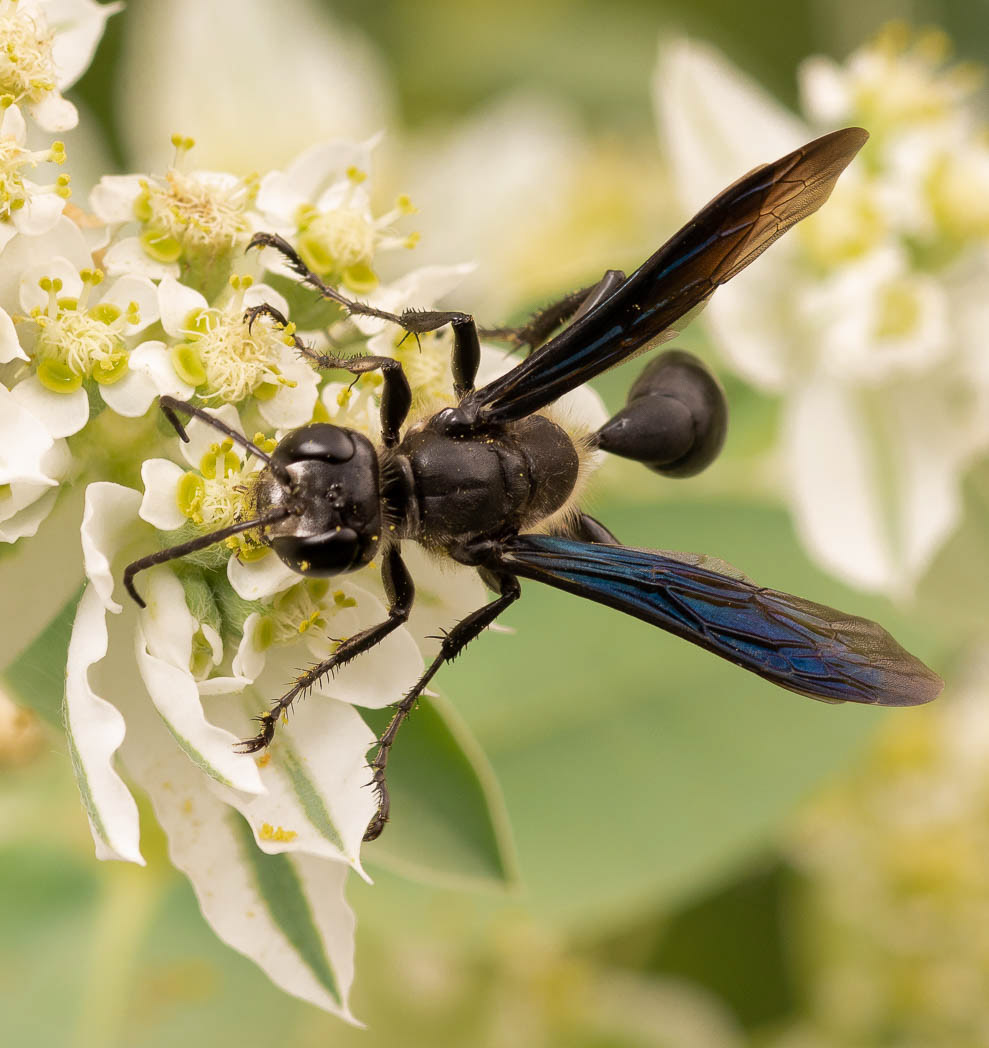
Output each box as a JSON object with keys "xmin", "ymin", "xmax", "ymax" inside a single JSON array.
[
  {"xmin": 655, "ymin": 24, "xmax": 989, "ymax": 596},
  {"xmin": 774, "ymin": 647, "xmax": 989, "ymax": 1046},
  {"xmin": 0, "ymin": 1, "xmax": 608, "ymax": 1021}
]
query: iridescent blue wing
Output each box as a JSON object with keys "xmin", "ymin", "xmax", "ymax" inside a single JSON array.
[
  {"xmin": 493, "ymin": 534, "xmax": 942, "ymax": 706},
  {"xmin": 468, "ymin": 128, "xmax": 867, "ymax": 425}
]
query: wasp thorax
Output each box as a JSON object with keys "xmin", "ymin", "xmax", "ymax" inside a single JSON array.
[{"xmin": 255, "ymin": 423, "xmax": 381, "ymax": 575}]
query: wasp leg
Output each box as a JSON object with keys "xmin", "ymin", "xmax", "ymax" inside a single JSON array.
[
  {"xmin": 363, "ymin": 570, "xmax": 521, "ymax": 842},
  {"xmin": 236, "ymin": 546, "xmax": 415, "ymax": 753},
  {"xmin": 248, "ymin": 232, "xmax": 481, "ymax": 399},
  {"xmin": 479, "ymin": 270, "xmax": 627, "ymax": 354},
  {"xmin": 245, "ymin": 301, "xmax": 412, "ymax": 447}
]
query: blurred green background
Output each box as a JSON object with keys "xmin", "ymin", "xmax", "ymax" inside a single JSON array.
[{"xmin": 3, "ymin": 0, "xmax": 987, "ymax": 1045}]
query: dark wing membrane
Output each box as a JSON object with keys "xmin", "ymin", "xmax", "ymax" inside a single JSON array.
[
  {"xmin": 470, "ymin": 128, "xmax": 868, "ymax": 425},
  {"xmin": 494, "ymin": 534, "xmax": 942, "ymax": 707}
]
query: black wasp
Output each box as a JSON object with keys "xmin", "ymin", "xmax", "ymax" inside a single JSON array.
[{"xmin": 124, "ymin": 127, "xmax": 943, "ymax": 842}]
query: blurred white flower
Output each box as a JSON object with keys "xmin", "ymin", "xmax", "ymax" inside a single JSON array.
[
  {"xmin": 772, "ymin": 644, "xmax": 989, "ymax": 1047},
  {"xmin": 654, "ymin": 27, "xmax": 989, "ymax": 595},
  {"xmin": 0, "ymin": 0, "xmax": 121, "ymax": 132},
  {"xmin": 115, "ymin": 0, "xmax": 392, "ymax": 175}
]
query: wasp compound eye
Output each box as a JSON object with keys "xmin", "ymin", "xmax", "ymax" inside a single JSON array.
[
  {"xmin": 270, "ymin": 527, "xmax": 363, "ymax": 575},
  {"xmin": 271, "ymin": 422, "xmax": 357, "ymax": 466},
  {"xmin": 594, "ymin": 350, "xmax": 728, "ymax": 477}
]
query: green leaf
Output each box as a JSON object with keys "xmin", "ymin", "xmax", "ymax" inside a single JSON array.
[
  {"xmin": 361, "ymin": 694, "xmax": 519, "ymax": 891},
  {"xmin": 3, "ymin": 588, "xmax": 83, "ymax": 726}
]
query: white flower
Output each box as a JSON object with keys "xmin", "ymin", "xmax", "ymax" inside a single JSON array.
[
  {"xmin": 91, "ymin": 138, "xmax": 257, "ymax": 287},
  {"xmin": 114, "ymin": 0, "xmax": 392, "ymax": 175},
  {"xmin": 156, "ymin": 274, "xmax": 319, "ymax": 428},
  {"xmin": 0, "ymin": 103, "xmax": 69, "ymax": 247},
  {"xmin": 256, "ymin": 133, "xmax": 420, "ymax": 296},
  {"xmin": 654, "ymin": 31, "xmax": 989, "ymax": 595},
  {"xmin": 0, "ymin": 0, "xmax": 121, "ymax": 132},
  {"xmin": 14, "ymin": 255, "xmax": 166, "ymax": 425}
]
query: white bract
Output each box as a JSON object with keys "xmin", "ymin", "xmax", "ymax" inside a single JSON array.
[{"xmin": 654, "ymin": 27, "xmax": 989, "ymax": 595}]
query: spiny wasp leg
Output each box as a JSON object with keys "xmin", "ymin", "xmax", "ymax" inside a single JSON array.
[
  {"xmin": 479, "ymin": 269, "xmax": 626, "ymax": 354},
  {"xmin": 237, "ymin": 546, "xmax": 415, "ymax": 753},
  {"xmin": 363, "ymin": 571, "xmax": 521, "ymax": 842},
  {"xmin": 248, "ymin": 231, "xmax": 482, "ymax": 396}
]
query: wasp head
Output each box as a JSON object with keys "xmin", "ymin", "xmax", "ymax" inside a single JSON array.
[{"xmin": 255, "ymin": 423, "xmax": 381, "ymax": 575}]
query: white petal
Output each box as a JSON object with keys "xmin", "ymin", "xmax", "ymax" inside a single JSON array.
[
  {"xmin": 158, "ymin": 277, "xmax": 208, "ymax": 337},
  {"xmin": 80, "ymin": 481, "xmax": 143, "ymax": 612},
  {"xmin": 0, "ymin": 217, "xmax": 89, "ymax": 312},
  {"xmin": 888, "ymin": 385, "xmax": 981, "ymax": 587},
  {"xmin": 102, "ymin": 273, "xmax": 161, "ymax": 334},
  {"xmin": 207, "ymin": 690, "xmax": 376, "ymax": 872},
  {"xmin": 256, "ymin": 139, "xmax": 376, "ymax": 224},
  {"xmin": 29, "ymin": 92, "xmax": 78, "ymax": 132},
  {"xmin": 20, "ymin": 255, "xmax": 83, "ymax": 312},
  {"xmin": 89, "ymin": 173, "xmax": 145, "ymax": 223},
  {"xmin": 1, "ymin": 103, "xmax": 26, "ymax": 141},
  {"xmin": 135, "ymin": 571, "xmax": 264, "ymax": 794},
  {"xmin": 798, "ymin": 56, "xmax": 852, "ymax": 125},
  {"xmin": 138, "ymin": 458, "xmax": 186, "ymax": 531},
  {"xmin": 242, "ymin": 281, "xmax": 289, "ymax": 318},
  {"xmin": 403, "ymin": 92, "xmax": 583, "ymax": 313},
  {"xmin": 783, "ymin": 381, "xmax": 893, "ymax": 592},
  {"xmin": 232, "ymin": 613, "xmax": 267, "ymax": 681},
  {"xmin": 0, "ymin": 383, "xmax": 57, "ymax": 486},
  {"xmin": 0, "ymin": 224, "xmax": 17, "ymax": 254},
  {"xmin": 48, "ymin": 0, "xmax": 124, "ymax": 88},
  {"xmin": 64, "ymin": 585, "xmax": 144, "ymax": 864},
  {"xmin": 704, "ymin": 263, "xmax": 793, "ymax": 391},
  {"xmin": 97, "ymin": 367, "xmax": 156, "ymax": 418},
  {"xmin": 0, "ymin": 486, "xmax": 58, "ymax": 542},
  {"xmin": 10, "ymin": 375, "xmax": 90, "ymax": 438},
  {"xmin": 180, "ymin": 401, "xmax": 244, "ymax": 466},
  {"xmin": 117, "ymin": 677, "xmax": 357, "ymax": 1019},
  {"xmin": 654, "ymin": 38, "xmax": 807, "ymax": 213},
  {"xmin": 125, "ymin": 340, "xmax": 195, "ymax": 401},
  {"xmin": 227, "ymin": 551, "xmax": 298, "ymax": 601},
  {"xmin": 302, "ymin": 582, "xmax": 424, "ymax": 710},
  {"xmin": 257, "ymin": 353, "xmax": 319, "ymax": 429},
  {"xmin": 102, "ymin": 236, "xmax": 179, "ymax": 281},
  {"xmin": 12, "ymin": 190, "xmax": 66, "ymax": 236},
  {"xmin": 390, "ymin": 546, "xmax": 488, "ymax": 657}
]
